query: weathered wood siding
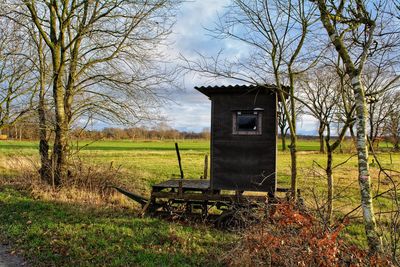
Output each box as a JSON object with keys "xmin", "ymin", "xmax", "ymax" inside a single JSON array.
[{"xmin": 208, "ymin": 88, "xmax": 277, "ymax": 193}]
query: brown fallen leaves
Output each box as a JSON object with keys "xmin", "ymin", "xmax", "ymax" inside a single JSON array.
[{"xmin": 224, "ymin": 203, "xmax": 393, "ymax": 267}]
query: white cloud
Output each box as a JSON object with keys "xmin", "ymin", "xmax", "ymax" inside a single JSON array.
[
  {"xmin": 159, "ymin": 1, "xmax": 319, "ymax": 134},
  {"xmin": 158, "ymin": 0, "xmax": 240, "ymax": 132},
  {"xmin": 160, "ymin": 87, "xmax": 211, "ymax": 132},
  {"xmin": 92, "ymin": 1, "xmax": 320, "ymax": 134}
]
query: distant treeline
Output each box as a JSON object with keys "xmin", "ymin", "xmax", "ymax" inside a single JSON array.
[
  {"xmin": 2, "ymin": 122, "xmax": 393, "ymax": 142},
  {"xmin": 1, "ymin": 123, "xmax": 211, "ymax": 141}
]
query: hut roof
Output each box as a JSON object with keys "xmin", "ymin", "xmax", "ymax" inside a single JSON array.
[{"xmin": 194, "ymin": 84, "xmax": 288, "ymax": 100}]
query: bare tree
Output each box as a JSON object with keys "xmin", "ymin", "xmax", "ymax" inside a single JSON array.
[
  {"xmin": 29, "ymin": 25, "xmax": 53, "ymax": 184},
  {"xmin": 300, "ymin": 65, "xmax": 356, "ymax": 223},
  {"xmin": 183, "ymin": 0, "xmax": 318, "ymax": 198},
  {"xmin": 363, "ymin": 66, "xmax": 400, "ymax": 149},
  {"xmin": 3, "ymin": 0, "xmax": 181, "ymax": 185},
  {"xmin": 384, "ymin": 90, "xmax": 400, "ymax": 151},
  {"xmin": 310, "ymin": 0, "xmax": 397, "ymax": 253},
  {"xmin": 0, "ymin": 17, "xmax": 35, "ymax": 132},
  {"xmin": 278, "ymin": 96, "xmax": 304, "ymax": 152},
  {"xmin": 278, "ymin": 100, "xmax": 290, "ymax": 151},
  {"xmin": 367, "ymin": 90, "xmax": 396, "ymax": 149},
  {"xmin": 301, "ymin": 68, "xmax": 340, "ymax": 153}
]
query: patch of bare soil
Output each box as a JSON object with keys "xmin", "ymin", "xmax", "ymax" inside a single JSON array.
[{"xmin": 0, "ymin": 243, "xmax": 29, "ymax": 267}]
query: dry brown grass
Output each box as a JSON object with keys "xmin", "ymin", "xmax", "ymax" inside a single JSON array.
[{"xmin": 0, "ymin": 156, "xmax": 140, "ymax": 209}]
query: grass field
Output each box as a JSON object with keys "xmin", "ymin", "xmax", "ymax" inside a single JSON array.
[
  {"xmin": 0, "ymin": 188, "xmax": 234, "ymax": 266},
  {"xmin": 1, "ymin": 139, "xmax": 399, "ymax": 266}
]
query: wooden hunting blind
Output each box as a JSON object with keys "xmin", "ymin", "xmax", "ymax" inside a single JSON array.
[
  {"xmin": 114, "ymin": 84, "xmax": 286, "ymax": 226},
  {"xmin": 195, "ymin": 84, "xmax": 278, "ymax": 194}
]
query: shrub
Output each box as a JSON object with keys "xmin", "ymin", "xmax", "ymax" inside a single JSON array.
[
  {"xmin": 223, "ymin": 203, "xmax": 393, "ymax": 266},
  {"xmin": 0, "ymin": 156, "xmax": 140, "ymax": 208}
]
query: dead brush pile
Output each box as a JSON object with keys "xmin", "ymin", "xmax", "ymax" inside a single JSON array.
[{"xmin": 224, "ymin": 203, "xmax": 393, "ymax": 267}]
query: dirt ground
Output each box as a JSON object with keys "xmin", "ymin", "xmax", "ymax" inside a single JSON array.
[{"xmin": 0, "ymin": 244, "xmax": 29, "ymax": 267}]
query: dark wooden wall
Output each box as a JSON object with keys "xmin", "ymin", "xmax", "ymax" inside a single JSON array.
[{"xmin": 210, "ymin": 89, "xmax": 277, "ymax": 193}]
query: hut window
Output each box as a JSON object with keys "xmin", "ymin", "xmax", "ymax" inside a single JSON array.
[{"xmin": 233, "ymin": 111, "xmax": 262, "ymax": 135}]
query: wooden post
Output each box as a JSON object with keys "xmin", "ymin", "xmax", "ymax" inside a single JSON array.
[
  {"xmin": 175, "ymin": 142, "xmax": 184, "ymax": 196},
  {"xmin": 203, "ymin": 154, "xmax": 208, "ymax": 180},
  {"xmin": 175, "ymin": 143, "xmax": 184, "ymax": 179}
]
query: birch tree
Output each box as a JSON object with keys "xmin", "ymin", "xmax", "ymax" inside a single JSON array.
[{"xmin": 311, "ymin": 0, "xmax": 390, "ymax": 253}]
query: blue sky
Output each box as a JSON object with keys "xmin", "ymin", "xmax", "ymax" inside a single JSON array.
[{"xmin": 158, "ymin": 0, "xmax": 317, "ymax": 135}]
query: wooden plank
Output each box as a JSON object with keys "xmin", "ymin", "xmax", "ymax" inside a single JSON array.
[
  {"xmin": 152, "ymin": 179, "xmax": 210, "ymax": 190},
  {"xmin": 151, "ymin": 191, "xmax": 267, "ymax": 202}
]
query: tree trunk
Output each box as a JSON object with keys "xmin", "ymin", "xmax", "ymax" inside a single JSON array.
[
  {"xmin": 38, "ymin": 75, "xmax": 51, "ymax": 183},
  {"xmin": 314, "ymin": 0, "xmax": 382, "ymax": 252},
  {"xmin": 319, "ymin": 124, "xmax": 325, "ymax": 153},
  {"xmin": 52, "ymin": 43, "xmax": 67, "ymax": 187},
  {"xmin": 352, "ymin": 74, "xmax": 382, "ymax": 253},
  {"xmin": 326, "ymin": 143, "xmax": 333, "ymax": 224},
  {"xmin": 281, "ymin": 130, "xmax": 286, "ymax": 151},
  {"xmin": 369, "ymin": 104, "xmax": 375, "ymax": 150},
  {"xmin": 290, "ymin": 137, "xmax": 297, "ymax": 197},
  {"xmin": 348, "ymin": 124, "xmax": 357, "ymax": 149},
  {"xmin": 53, "ymin": 87, "xmax": 68, "ymax": 187},
  {"xmin": 289, "ymin": 73, "xmax": 297, "ymax": 199},
  {"xmin": 319, "ymin": 134, "xmax": 325, "ymax": 153},
  {"xmin": 394, "ymin": 137, "xmax": 399, "ymax": 151},
  {"xmin": 275, "ymin": 78, "xmax": 297, "ymax": 199},
  {"xmin": 39, "ymin": 133, "xmax": 51, "ymax": 182},
  {"xmin": 290, "ymin": 111, "xmax": 298, "ymax": 200},
  {"xmin": 37, "ymin": 37, "xmax": 51, "ymax": 184},
  {"xmin": 325, "ymin": 119, "xmax": 351, "ymax": 225}
]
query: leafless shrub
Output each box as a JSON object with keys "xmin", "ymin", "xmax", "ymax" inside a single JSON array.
[
  {"xmin": 222, "ymin": 202, "xmax": 393, "ymax": 267},
  {"xmin": 1, "ymin": 155, "xmax": 139, "ymax": 208},
  {"xmin": 371, "ymin": 154, "xmax": 400, "ymax": 264},
  {"xmin": 62, "ymin": 158, "xmax": 122, "ymax": 199},
  {"xmin": 215, "ymin": 202, "xmax": 268, "ymax": 232},
  {"xmin": 301, "ymin": 160, "xmax": 358, "ymax": 227}
]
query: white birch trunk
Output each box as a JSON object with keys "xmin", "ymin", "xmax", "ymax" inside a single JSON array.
[{"xmin": 352, "ymin": 75, "xmax": 382, "ymax": 252}]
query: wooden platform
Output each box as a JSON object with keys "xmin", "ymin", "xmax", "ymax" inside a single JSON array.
[
  {"xmin": 150, "ymin": 178, "xmax": 268, "ymax": 204},
  {"xmin": 152, "ymin": 179, "xmax": 210, "ymax": 191}
]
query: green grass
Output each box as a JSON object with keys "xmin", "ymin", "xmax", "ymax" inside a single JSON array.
[
  {"xmin": 0, "ymin": 139, "xmax": 210, "ymax": 151},
  {"xmin": 1, "ymin": 138, "xmax": 399, "ymax": 203},
  {"xmin": 0, "ymin": 138, "xmax": 322, "ymax": 152},
  {"xmin": 0, "ymin": 140, "xmax": 40, "ymax": 150},
  {"xmin": 0, "ymin": 187, "xmax": 233, "ymax": 267},
  {"xmin": 1, "ymin": 139, "xmax": 399, "ymax": 265}
]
